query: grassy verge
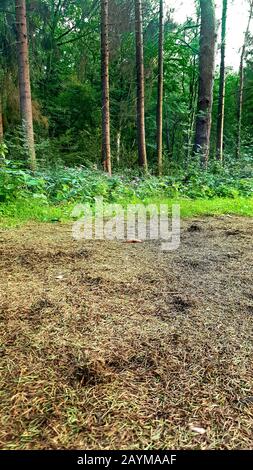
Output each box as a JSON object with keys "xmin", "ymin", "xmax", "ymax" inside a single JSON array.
[{"xmin": 0, "ymin": 196, "xmax": 253, "ymax": 228}]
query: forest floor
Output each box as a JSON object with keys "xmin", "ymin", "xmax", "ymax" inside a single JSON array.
[{"xmin": 0, "ymin": 216, "xmax": 253, "ymax": 450}]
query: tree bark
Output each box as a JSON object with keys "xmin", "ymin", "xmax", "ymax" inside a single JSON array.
[
  {"xmin": 236, "ymin": 0, "xmax": 253, "ymax": 159},
  {"xmin": 101, "ymin": 0, "xmax": 112, "ymax": 175},
  {"xmin": 116, "ymin": 129, "xmax": 121, "ymax": 165},
  {"xmin": 15, "ymin": 0, "xmax": 36, "ymax": 171},
  {"xmin": 194, "ymin": 0, "xmax": 216, "ymax": 168},
  {"xmin": 135, "ymin": 0, "xmax": 148, "ymax": 171},
  {"xmin": 165, "ymin": 105, "xmax": 170, "ymax": 155},
  {"xmin": 187, "ymin": 55, "xmax": 198, "ymax": 163},
  {"xmin": 156, "ymin": 0, "xmax": 164, "ymax": 176},
  {"xmin": 216, "ymin": 0, "xmax": 228, "ymax": 163}
]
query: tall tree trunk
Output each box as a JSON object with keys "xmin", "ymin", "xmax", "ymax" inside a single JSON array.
[
  {"xmin": 156, "ymin": 0, "xmax": 164, "ymax": 176},
  {"xmin": 135, "ymin": 0, "xmax": 148, "ymax": 171},
  {"xmin": 116, "ymin": 129, "xmax": 121, "ymax": 165},
  {"xmin": 236, "ymin": 0, "xmax": 253, "ymax": 159},
  {"xmin": 15, "ymin": 0, "xmax": 36, "ymax": 171},
  {"xmin": 187, "ymin": 55, "xmax": 198, "ymax": 163},
  {"xmin": 194, "ymin": 0, "xmax": 216, "ymax": 168},
  {"xmin": 101, "ymin": 0, "xmax": 112, "ymax": 175},
  {"xmin": 165, "ymin": 105, "xmax": 170, "ymax": 155},
  {"xmin": 0, "ymin": 96, "xmax": 3, "ymax": 141},
  {"xmin": 216, "ymin": 0, "xmax": 228, "ymax": 163}
]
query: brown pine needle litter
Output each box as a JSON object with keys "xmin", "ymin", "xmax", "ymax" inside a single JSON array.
[{"xmin": 0, "ymin": 216, "xmax": 253, "ymax": 450}]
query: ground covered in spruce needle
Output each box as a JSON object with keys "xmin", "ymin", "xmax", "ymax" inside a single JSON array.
[{"xmin": 0, "ymin": 216, "xmax": 253, "ymax": 449}]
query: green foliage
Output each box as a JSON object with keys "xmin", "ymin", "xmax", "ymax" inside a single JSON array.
[
  {"xmin": 0, "ymin": 159, "xmax": 252, "ymax": 227},
  {"xmin": 0, "ymin": 158, "xmax": 252, "ymax": 207},
  {"xmin": 0, "ymin": 142, "xmax": 8, "ymax": 161},
  {"xmin": 1, "ymin": 1, "xmax": 253, "ymax": 191}
]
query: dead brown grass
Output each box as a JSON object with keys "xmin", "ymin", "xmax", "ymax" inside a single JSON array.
[{"xmin": 0, "ymin": 216, "xmax": 253, "ymax": 450}]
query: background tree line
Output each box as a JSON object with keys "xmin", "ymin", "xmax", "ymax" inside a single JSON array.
[{"xmin": 1, "ymin": 0, "xmax": 253, "ymax": 176}]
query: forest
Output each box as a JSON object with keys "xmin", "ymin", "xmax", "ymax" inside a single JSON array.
[
  {"xmin": 0, "ymin": 0, "xmax": 252, "ymax": 218},
  {"xmin": 0, "ymin": 0, "xmax": 253, "ymax": 456}
]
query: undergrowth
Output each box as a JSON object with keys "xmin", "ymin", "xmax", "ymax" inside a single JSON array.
[{"xmin": 0, "ymin": 159, "xmax": 253, "ymax": 226}]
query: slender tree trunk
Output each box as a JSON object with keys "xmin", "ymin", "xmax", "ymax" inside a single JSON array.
[
  {"xmin": 236, "ymin": 0, "xmax": 253, "ymax": 159},
  {"xmin": 135, "ymin": 0, "xmax": 148, "ymax": 171},
  {"xmin": 116, "ymin": 129, "xmax": 121, "ymax": 165},
  {"xmin": 187, "ymin": 55, "xmax": 198, "ymax": 163},
  {"xmin": 0, "ymin": 96, "xmax": 3, "ymax": 141},
  {"xmin": 15, "ymin": 0, "xmax": 36, "ymax": 171},
  {"xmin": 194, "ymin": 0, "xmax": 216, "ymax": 168},
  {"xmin": 165, "ymin": 105, "xmax": 170, "ymax": 155},
  {"xmin": 156, "ymin": 0, "xmax": 164, "ymax": 176},
  {"xmin": 101, "ymin": 0, "xmax": 112, "ymax": 175},
  {"xmin": 216, "ymin": 0, "xmax": 228, "ymax": 163}
]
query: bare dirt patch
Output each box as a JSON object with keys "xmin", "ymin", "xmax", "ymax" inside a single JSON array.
[{"xmin": 0, "ymin": 216, "xmax": 253, "ymax": 450}]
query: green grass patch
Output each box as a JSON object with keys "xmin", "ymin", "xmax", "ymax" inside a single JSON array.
[
  {"xmin": 153, "ymin": 197, "xmax": 253, "ymax": 218},
  {"xmin": 0, "ymin": 197, "xmax": 252, "ymax": 228},
  {"xmin": 0, "ymin": 200, "xmax": 72, "ymax": 227}
]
